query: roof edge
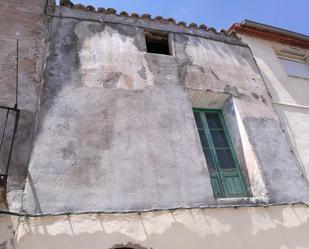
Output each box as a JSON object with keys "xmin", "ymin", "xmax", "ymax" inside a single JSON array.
[
  {"xmin": 228, "ymin": 20, "xmax": 309, "ymax": 49},
  {"xmin": 57, "ymin": 0, "xmax": 232, "ymax": 38},
  {"xmin": 241, "ymin": 20, "xmax": 309, "ymax": 40}
]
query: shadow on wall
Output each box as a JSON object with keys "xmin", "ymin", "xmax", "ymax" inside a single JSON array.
[
  {"xmin": 0, "ymin": 109, "xmax": 37, "ymax": 211},
  {"xmin": 15, "ymin": 205, "xmax": 309, "ymax": 249}
]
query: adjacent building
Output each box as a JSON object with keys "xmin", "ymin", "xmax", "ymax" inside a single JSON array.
[
  {"xmin": 0, "ymin": 1, "xmax": 309, "ymax": 249},
  {"xmin": 229, "ymin": 20, "xmax": 309, "ymax": 181}
]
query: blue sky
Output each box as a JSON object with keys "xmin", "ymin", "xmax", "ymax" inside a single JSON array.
[{"xmin": 56, "ymin": 0, "xmax": 309, "ymax": 35}]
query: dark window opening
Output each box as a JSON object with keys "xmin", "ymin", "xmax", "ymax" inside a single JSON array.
[{"xmin": 145, "ymin": 30, "xmax": 170, "ymax": 55}]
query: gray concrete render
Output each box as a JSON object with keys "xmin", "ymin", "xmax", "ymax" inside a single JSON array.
[
  {"xmin": 0, "ymin": 0, "xmax": 308, "ymax": 215},
  {"xmin": 0, "ymin": 1, "xmax": 309, "ymax": 248}
]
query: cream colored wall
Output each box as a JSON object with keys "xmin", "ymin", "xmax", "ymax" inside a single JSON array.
[
  {"xmin": 239, "ymin": 34, "xmax": 309, "ymax": 181},
  {"xmin": 0, "ymin": 205, "xmax": 306, "ymax": 249},
  {"xmin": 0, "ymin": 215, "xmax": 19, "ymax": 249}
]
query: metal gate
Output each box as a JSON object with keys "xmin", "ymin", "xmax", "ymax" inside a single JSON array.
[
  {"xmin": 0, "ymin": 105, "xmax": 20, "ymax": 188},
  {"xmin": 0, "ymin": 38, "xmax": 20, "ymax": 198}
]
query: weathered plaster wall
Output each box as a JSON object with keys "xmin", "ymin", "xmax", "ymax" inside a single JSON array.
[
  {"xmin": 1, "ymin": 2, "xmax": 309, "ymax": 248},
  {"xmin": 0, "ymin": 0, "xmax": 50, "ymax": 211},
  {"xmin": 181, "ymin": 34, "xmax": 309, "ymax": 203},
  {"xmin": 21, "ymin": 9, "xmax": 309, "ymax": 214},
  {"xmin": 239, "ymin": 34, "xmax": 309, "ymax": 182},
  {"xmin": 22, "ymin": 18, "xmax": 216, "ymax": 214},
  {"xmin": 0, "ymin": 215, "xmax": 19, "ymax": 249},
  {"xmin": 0, "ymin": 205, "xmax": 303, "ymax": 249},
  {"xmin": 222, "ymin": 97, "xmax": 268, "ymax": 199}
]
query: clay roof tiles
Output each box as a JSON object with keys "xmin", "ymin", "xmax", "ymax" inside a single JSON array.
[{"xmin": 59, "ymin": 0, "xmax": 232, "ymax": 36}]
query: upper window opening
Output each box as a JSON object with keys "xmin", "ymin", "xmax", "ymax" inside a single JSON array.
[
  {"xmin": 145, "ymin": 30, "xmax": 170, "ymax": 55},
  {"xmin": 278, "ymin": 57, "xmax": 309, "ymax": 79}
]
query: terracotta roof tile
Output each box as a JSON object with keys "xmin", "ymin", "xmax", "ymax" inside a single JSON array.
[
  {"xmin": 58, "ymin": 0, "xmax": 230, "ymax": 36},
  {"xmin": 74, "ymin": 4, "xmax": 87, "ymax": 11},
  {"xmin": 220, "ymin": 29, "xmax": 228, "ymax": 35},
  {"xmin": 119, "ymin": 11, "xmax": 129, "ymax": 17},
  {"xmin": 199, "ymin": 24, "xmax": 207, "ymax": 30},
  {"xmin": 97, "ymin": 7, "xmax": 106, "ymax": 13},
  {"xmin": 86, "ymin": 5, "xmax": 95, "ymax": 12},
  {"xmin": 60, "ymin": 0, "xmax": 74, "ymax": 7},
  {"xmin": 154, "ymin": 16, "xmax": 164, "ymax": 21},
  {"xmin": 106, "ymin": 8, "xmax": 117, "ymax": 14},
  {"xmin": 207, "ymin": 27, "xmax": 218, "ymax": 34},
  {"xmin": 141, "ymin": 14, "xmax": 151, "ymax": 19},
  {"xmin": 130, "ymin": 13, "xmax": 140, "ymax": 18},
  {"xmin": 189, "ymin": 23, "xmax": 198, "ymax": 29},
  {"xmin": 228, "ymin": 22, "xmax": 309, "ymax": 48},
  {"xmin": 177, "ymin": 21, "xmax": 187, "ymax": 27},
  {"xmin": 167, "ymin": 18, "xmax": 176, "ymax": 24}
]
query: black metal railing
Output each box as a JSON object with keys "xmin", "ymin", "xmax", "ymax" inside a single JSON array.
[
  {"xmin": 0, "ymin": 105, "xmax": 20, "ymax": 186},
  {"xmin": 0, "ymin": 39, "xmax": 20, "ymax": 197}
]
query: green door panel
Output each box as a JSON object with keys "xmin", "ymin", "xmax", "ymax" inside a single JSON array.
[
  {"xmin": 221, "ymin": 169, "xmax": 247, "ymax": 197},
  {"xmin": 210, "ymin": 177, "xmax": 224, "ymax": 198},
  {"xmin": 193, "ymin": 109, "xmax": 248, "ymax": 198}
]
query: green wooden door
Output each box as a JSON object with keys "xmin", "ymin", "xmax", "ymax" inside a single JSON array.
[{"xmin": 193, "ymin": 109, "xmax": 248, "ymax": 198}]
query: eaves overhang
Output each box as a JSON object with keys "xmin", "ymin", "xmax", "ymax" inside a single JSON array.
[{"xmin": 228, "ymin": 19, "xmax": 309, "ymax": 49}]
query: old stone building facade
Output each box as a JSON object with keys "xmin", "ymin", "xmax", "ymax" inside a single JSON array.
[{"xmin": 0, "ymin": 1, "xmax": 309, "ymax": 248}]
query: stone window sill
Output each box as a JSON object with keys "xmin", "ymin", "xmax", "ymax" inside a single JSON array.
[{"xmin": 216, "ymin": 197, "xmax": 269, "ymax": 207}]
